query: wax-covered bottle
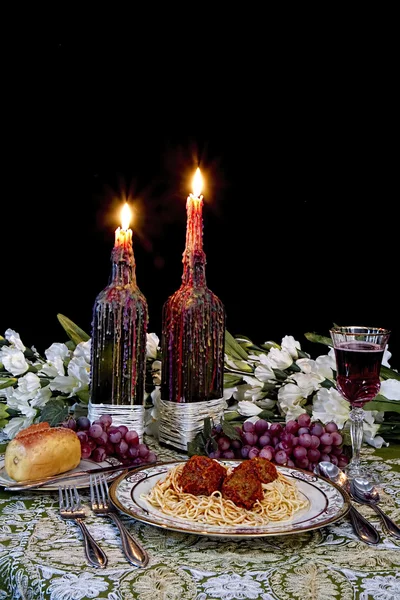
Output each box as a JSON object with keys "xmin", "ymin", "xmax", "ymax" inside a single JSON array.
[
  {"xmin": 161, "ymin": 169, "xmax": 225, "ymax": 404},
  {"xmin": 89, "ymin": 204, "xmax": 148, "ymax": 414}
]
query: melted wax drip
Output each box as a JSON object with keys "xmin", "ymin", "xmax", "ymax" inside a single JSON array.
[
  {"xmin": 90, "ymin": 238, "xmax": 148, "ymax": 406},
  {"xmin": 161, "ymin": 194, "xmax": 226, "ymax": 403}
]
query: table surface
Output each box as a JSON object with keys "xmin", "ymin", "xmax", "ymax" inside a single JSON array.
[{"xmin": 1, "ymin": 439, "xmax": 399, "ymax": 600}]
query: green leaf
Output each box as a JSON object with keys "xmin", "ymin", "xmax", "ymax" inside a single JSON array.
[
  {"xmin": 203, "ymin": 417, "xmax": 212, "ymax": 439},
  {"xmin": 272, "ymin": 368, "xmax": 289, "ymax": 381},
  {"xmin": 57, "ymin": 314, "xmax": 90, "ymax": 346},
  {"xmin": 304, "ymin": 332, "xmax": 332, "ymax": 347},
  {"xmin": 0, "ymin": 403, "xmax": 9, "ymax": 419},
  {"xmin": 0, "ymin": 377, "xmax": 17, "ymax": 390},
  {"xmin": 0, "ymin": 442, "xmax": 8, "ymax": 453},
  {"xmin": 187, "ymin": 431, "xmax": 207, "ymax": 457},
  {"xmin": 223, "ymin": 374, "xmax": 243, "ymax": 387},
  {"xmin": 39, "ymin": 398, "xmax": 69, "ymax": 426},
  {"xmin": 258, "ymin": 409, "xmax": 275, "ymax": 419},
  {"xmin": 221, "ymin": 419, "xmax": 241, "ymax": 441},
  {"xmin": 363, "ymin": 399, "xmax": 400, "ymax": 413},
  {"xmin": 225, "ymin": 330, "xmax": 249, "ymax": 361},
  {"xmin": 380, "ymin": 365, "xmax": 400, "ymax": 381}
]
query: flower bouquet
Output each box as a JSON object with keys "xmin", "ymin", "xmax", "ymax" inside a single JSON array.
[{"xmin": 1, "ymin": 316, "xmax": 399, "ymax": 457}]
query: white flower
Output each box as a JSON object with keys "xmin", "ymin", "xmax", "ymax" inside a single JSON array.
[
  {"xmin": 291, "ymin": 372, "xmax": 323, "ymax": 395},
  {"xmin": 50, "ymin": 354, "xmax": 89, "ymax": 396},
  {"xmin": 223, "ymin": 384, "xmax": 238, "ymax": 401},
  {"xmin": 4, "ymin": 329, "xmax": 25, "ymax": 351},
  {"xmin": 314, "ymin": 354, "xmax": 336, "ymax": 379},
  {"xmin": 42, "ymin": 342, "xmax": 70, "ymax": 377},
  {"xmin": 0, "ymin": 346, "xmax": 29, "ymax": 376},
  {"xmin": 30, "ymin": 384, "xmax": 52, "ymax": 408},
  {"xmin": 382, "ymin": 346, "xmax": 392, "ymax": 368},
  {"xmin": 380, "ymin": 379, "xmax": 400, "ymax": 400},
  {"xmin": 146, "ymin": 333, "xmax": 160, "ymax": 359},
  {"xmin": 11, "ymin": 372, "xmax": 41, "ymax": 401},
  {"xmin": 151, "ymin": 359, "xmax": 161, "ymax": 386},
  {"xmin": 3, "ymin": 416, "xmax": 35, "ymax": 439},
  {"xmin": 145, "ymin": 387, "xmax": 161, "ymax": 437},
  {"xmin": 281, "ymin": 335, "xmax": 301, "ymax": 359},
  {"xmin": 45, "ymin": 342, "xmax": 70, "ymax": 363},
  {"xmin": 237, "ymin": 400, "xmax": 263, "ymax": 417},
  {"xmin": 312, "ymin": 388, "xmax": 350, "ymax": 428},
  {"xmin": 277, "ymin": 383, "xmax": 308, "ymax": 420},
  {"xmin": 73, "ymin": 339, "xmax": 91, "ymax": 362},
  {"xmin": 241, "ymin": 376, "xmax": 267, "ymax": 402},
  {"xmin": 254, "ymin": 357, "xmax": 275, "ymax": 382},
  {"xmin": 267, "ymin": 347, "xmax": 293, "ymax": 370}
]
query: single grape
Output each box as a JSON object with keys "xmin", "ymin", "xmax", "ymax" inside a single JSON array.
[
  {"xmin": 320, "ymin": 432, "xmax": 333, "ymax": 446},
  {"xmin": 285, "ymin": 420, "xmax": 300, "ymax": 434},
  {"xmin": 331, "ymin": 432, "xmax": 343, "ymax": 446},
  {"xmin": 125, "ymin": 430, "xmax": 139, "ymax": 446},
  {"xmin": 87, "ymin": 439, "xmax": 97, "ymax": 451},
  {"xmin": 258, "ymin": 433, "xmax": 271, "ymax": 447},
  {"xmin": 147, "ymin": 451, "xmax": 157, "ymax": 463},
  {"xmin": 118, "ymin": 425, "xmax": 129, "ymax": 437},
  {"xmin": 77, "ymin": 431, "xmax": 88, "ymax": 444},
  {"xmin": 231, "ymin": 439, "xmax": 242, "ymax": 449},
  {"xmin": 91, "ymin": 447, "xmax": 107, "ymax": 462},
  {"xmin": 274, "ymin": 450, "xmax": 288, "ymax": 465},
  {"xmin": 320, "ymin": 454, "xmax": 331, "ymax": 462},
  {"xmin": 295, "ymin": 456, "xmax": 309, "ymax": 469},
  {"xmin": 243, "ymin": 421, "xmax": 255, "ymax": 433},
  {"xmin": 259, "ymin": 446, "xmax": 273, "ymax": 460},
  {"xmin": 62, "ymin": 417, "xmax": 77, "ymax": 431},
  {"xmin": 115, "ymin": 439, "xmax": 129, "ymax": 456},
  {"xmin": 293, "ymin": 445, "xmax": 307, "ymax": 460},
  {"xmin": 254, "ymin": 419, "xmax": 269, "ymax": 435},
  {"xmin": 297, "ymin": 413, "xmax": 311, "ymax": 427},
  {"xmin": 329, "ymin": 455, "xmax": 339, "ymax": 465},
  {"xmin": 217, "ymin": 436, "xmax": 231, "ymax": 451},
  {"xmin": 222, "ymin": 450, "xmax": 235, "ymax": 459},
  {"xmin": 320, "ymin": 445, "xmax": 332, "ymax": 455},
  {"xmin": 209, "ymin": 450, "xmax": 221, "ymax": 459},
  {"xmin": 109, "ymin": 429, "xmax": 122, "ymax": 444},
  {"xmin": 248, "ymin": 447, "xmax": 260, "ymax": 459},
  {"xmin": 325, "ymin": 421, "xmax": 338, "ymax": 433},
  {"xmin": 88, "ymin": 424, "xmax": 103, "ymax": 439},
  {"xmin": 310, "ymin": 422, "xmax": 324, "ymax": 436},
  {"xmin": 243, "ymin": 432, "xmax": 258, "ymax": 446},
  {"xmin": 76, "ymin": 416, "xmax": 91, "ymax": 431},
  {"xmin": 127, "ymin": 445, "xmax": 139, "ymax": 458},
  {"xmin": 297, "ymin": 426, "xmax": 310, "ymax": 436},
  {"xmin": 338, "ymin": 455, "xmax": 349, "ymax": 467},
  {"xmin": 96, "ymin": 431, "xmax": 108, "ymax": 446},
  {"xmin": 310, "ymin": 435, "xmax": 321, "ymax": 449},
  {"xmin": 307, "ymin": 448, "xmax": 321, "ymax": 462},
  {"xmin": 298, "ymin": 433, "xmax": 312, "ymax": 448},
  {"xmin": 241, "ymin": 445, "xmax": 251, "ymax": 458},
  {"xmin": 287, "ymin": 459, "xmax": 295, "ymax": 467},
  {"xmin": 99, "ymin": 414, "xmax": 113, "ymax": 428},
  {"xmin": 138, "ymin": 443, "xmax": 149, "ymax": 458},
  {"xmin": 80, "ymin": 443, "xmax": 92, "ymax": 459},
  {"xmin": 269, "ymin": 423, "xmax": 283, "ymax": 435},
  {"xmin": 281, "ymin": 432, "xmax": 295, "ymax": 447},
  {"xmin": 104, "ymin": 442, "xmax": 115, "ymax": 456},
  {"xmin": 331, "ymin": 446, "xmax": 342, "ymax": 456},
  {"xmin": 213, "ymin": 424, "xmax": 223, "ymax": 434}
]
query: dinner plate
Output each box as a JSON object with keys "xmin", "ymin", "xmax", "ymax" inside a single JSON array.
[
  {"xmin": 109, "ymin": 460, "xmax": 351, "ymax": 539},
  {"xmin": 0, "ymin": 456, "xmax": 125, "ymax": 491}
]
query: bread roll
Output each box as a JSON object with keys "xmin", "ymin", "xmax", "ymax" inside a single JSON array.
[{"xmin": 5, "ymin": 422, "xmax": 81, "ymax": 482}]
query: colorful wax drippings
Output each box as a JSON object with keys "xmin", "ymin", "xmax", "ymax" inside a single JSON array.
[
  {"xmin": 161, "ymin": 194, "xmax": 225, "ymax": 403},
  {"xmin": 90, "ymin": 236, "xmax": 148, "ymax": 406}
]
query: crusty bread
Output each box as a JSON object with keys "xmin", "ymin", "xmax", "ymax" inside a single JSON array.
[{"xmin": 4, "ymin": 422, "xmax": 81, "ymax": 482}]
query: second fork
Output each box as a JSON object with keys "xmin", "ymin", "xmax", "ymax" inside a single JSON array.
[{"xmin": 90, "ymin": 474, "xmax": 149, "ymax": 567}]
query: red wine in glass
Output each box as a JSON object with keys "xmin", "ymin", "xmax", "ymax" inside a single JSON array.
[{"xmin": 334, "ymin": 341, "xmax": 384, "ymax": 408}]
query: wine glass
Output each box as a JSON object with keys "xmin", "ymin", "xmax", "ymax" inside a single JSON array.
[{"xmin": 330, "ymin": 325, "xmax": 390, "ymax": 480}]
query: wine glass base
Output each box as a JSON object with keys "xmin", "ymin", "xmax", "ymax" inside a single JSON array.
[{"xmin": 343, "ymin": 462, "xmax": 380, "ymax": 484}]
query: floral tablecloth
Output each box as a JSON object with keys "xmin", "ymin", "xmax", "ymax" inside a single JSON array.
[{"xmin": 1, "ymin": 439, "xmax": 400, "ymax": 600}]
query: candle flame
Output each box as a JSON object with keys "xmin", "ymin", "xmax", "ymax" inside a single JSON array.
[
  {"xmin": 192, "ymin": 168, "xmax": 203, "ymax": 198},
  {"xmin": 120, "ymin": 203, "xmax": 132, "ymax": 230}
]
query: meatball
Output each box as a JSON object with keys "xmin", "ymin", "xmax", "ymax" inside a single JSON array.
[
  {"xmin": 250, "ymin": 456, "xmax": 278, "ymax": 484},
  {"xmin": 179, "ymin": 455, "xmax": 226, "ymax": 496},
  {"xmin": 221, "ymin": 461, "xmax": 263, "ymax": 510}
]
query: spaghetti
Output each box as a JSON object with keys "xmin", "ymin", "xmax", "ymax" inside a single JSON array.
[{"xmin": 143, "ymin": 463, "xmax": 309, "ymax": 527}]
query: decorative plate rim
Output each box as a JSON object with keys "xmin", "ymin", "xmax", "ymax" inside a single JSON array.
[{"xmin": 109, "ymin": 459, "xmax": 351, "ymax": 538}]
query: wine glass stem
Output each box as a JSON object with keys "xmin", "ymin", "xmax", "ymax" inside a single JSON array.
[{"xmin": 349, "ymin": 407, "xmax": 364, "ymax": 468}]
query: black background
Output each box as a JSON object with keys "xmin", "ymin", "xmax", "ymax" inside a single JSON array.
[{"xmin": 1, "ymin": 31, "xmax": 398, "ymax": 369}]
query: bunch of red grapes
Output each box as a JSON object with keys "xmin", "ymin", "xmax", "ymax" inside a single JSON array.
[
  {"xmin": 61, "ymin": 414, "xmax": 157, "ymax": 465},
  {"xmin": 209, "ymin": 413, "xmax": 349, "ymax": 472}
]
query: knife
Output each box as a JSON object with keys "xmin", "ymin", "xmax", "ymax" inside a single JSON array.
[{"xmin": 2, "ymin": 461, "xmax": 146, "ymax": 491}]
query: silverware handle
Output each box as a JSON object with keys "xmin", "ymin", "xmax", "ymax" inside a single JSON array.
[
  {"xmin": 370, "ymin": 504, "xmax": 400, "ymax": 539},
  {"xmin": 348, "ymin": 505, "xmax": 380, "ymax": 545},
  {"xmin": 109, "ymin": 512, "xmax": 149, "ymax": 567},
  {"xmin": 76, "ymin": 518, "xmax": 108, "ymax": 568}
]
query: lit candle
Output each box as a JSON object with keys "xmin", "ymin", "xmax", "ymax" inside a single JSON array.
[
  {"xmin": 115, "ymin": 202, "xmax": 133, "ymax": 248},
  {"xmin": 185, "ymin": 167, "xmax": 204, "ymax": 258}
]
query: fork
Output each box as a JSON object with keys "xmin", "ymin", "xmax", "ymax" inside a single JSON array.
[
  {"xmin": 59, "ymin": 485, "xmax": 108, "ymax": 568},
  {"xmin": 90, "ymin": 473, "xmax": 149, "ymax": 567}
]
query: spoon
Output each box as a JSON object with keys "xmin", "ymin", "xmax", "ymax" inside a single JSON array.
[
  {"xmin": 315, "ymin": 462, "xmax": 380, "ymax": 545},
  {"xmin": 350, "ymin": 477, "xmax": 400, "ymax": 539}
]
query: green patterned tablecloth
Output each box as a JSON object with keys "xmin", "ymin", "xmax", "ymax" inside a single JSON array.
[{"xmin": 1, "ymin": 439, "xmax": 399, "ymax": 600}]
